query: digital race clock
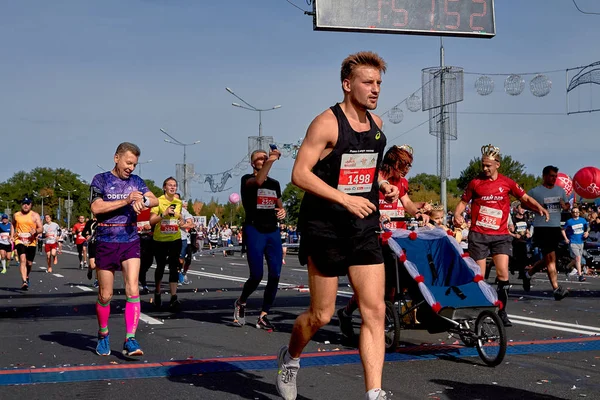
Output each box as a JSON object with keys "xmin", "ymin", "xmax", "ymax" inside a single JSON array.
[{"xmin": 314, "ymin": 0, "xmax": 495, "ymax": 38}]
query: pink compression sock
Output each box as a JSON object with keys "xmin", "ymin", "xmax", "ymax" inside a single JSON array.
[
  {"xmin": 125, "ymin": 295, "xmax": 141, "ymax": 338},
  {"xmin": 96, "ymin": 299, "xmax": 110, "ymax": 335}
]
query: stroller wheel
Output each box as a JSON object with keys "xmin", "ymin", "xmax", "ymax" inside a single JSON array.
[
  {"xmin": 475, "ymin": 310, "xmax": 507, "ymax": 367},
  {"xmin": 384, "ymin": 301, "xmax": 401, "ymax": 352}
]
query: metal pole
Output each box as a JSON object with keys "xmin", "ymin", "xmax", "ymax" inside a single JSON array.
[
  {"xmin": 439, "ymin": 37, "xmax": 448, "ymax": 222},
  {"xmin": 41, "ymin": 197, "xmax": 44, "ymax": 218},
  {"xmin": 67, "ymin": 191, "xmax": 71, "ymax": 229},
  {"xmin": 258, "ymin": 110, "xmax": 263, "ymax": 137},
  {"xmin": 183, "ymin": 144, "xmax": 187, "ymax": 201}
]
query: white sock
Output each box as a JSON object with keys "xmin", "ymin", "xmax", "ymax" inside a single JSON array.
[
  {"xmin": 366, "ymin": 388, "xmax": 383, "ymax": 400},
  {"xmin": 1, "ymin": 259, "xmax": 5, "ymax": 269},
  {"xmin": 524, "ymin": 271, "xmax": 531, "ymax": 279},
  {"xmin": 283, "ymin": 349, "xmax": 300, "ymax": 365}
]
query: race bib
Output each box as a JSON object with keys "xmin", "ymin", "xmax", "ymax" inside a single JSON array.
[
  {"xmin": 337, "ymin": 153, "xmax": 377, "ymax": 193},
  {"xmin": 572, "ymin": 223, "xmax": 584, "ymax": 235},
  {"xmin": 0, "ymin": 232, "xmax": 9, "ymax": 241},
  {"xmin": 257, "ymin": 188, "xmax": 277, "ymax": 209},
  {"xmin": 379, "ymin": 199, "xmax": 404, "ymax": 219},
  {"xmin": 544, "ymin": 196, "xmax": 561, "ymax": 213},
  {"xmin": 475, "ymin": 205, "xmax": 503, "ymax": 230},
  {"xmin": 515, "ymin": 221, "xmax": 528, "ymax": 235},
  {"xmin": 18, "ymin": 232, "xmax": 32, "ymax": 245},
  {"xmin": 137, "ymin": 221, "xmax": 151, "ymax": 233},
  {"xmin": 160, "ymin": 219, "xmax": 178, "ymax": 234},
  {"xmin": 46, "ymin": 232, "xmax": 56, "ymax": 244}
]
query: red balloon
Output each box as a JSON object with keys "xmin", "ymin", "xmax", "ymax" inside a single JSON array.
[
  {"xmin": 556, "ymin": 172, "xmax": 573, "ymax": 196},
  {"xmin": 573, "ymin": 167, "xmax": 600, "ymax": 199}
]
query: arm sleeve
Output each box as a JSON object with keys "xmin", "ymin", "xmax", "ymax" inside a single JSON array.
[{"xmin": 90, "ymin": 175, "xmax": 104, "ymax": 204}]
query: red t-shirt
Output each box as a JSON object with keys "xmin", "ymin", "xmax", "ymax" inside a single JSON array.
[
  {"xmin": 379, "ymin": 177, "xmax": 408, "ymax": 230},
  {"xmin": 72, "ymin": 222, "xmax": 87, "ymax": 244},
  {"xmin": 461, "ymin": 174, "xmax": 525, "ymax": 235}
]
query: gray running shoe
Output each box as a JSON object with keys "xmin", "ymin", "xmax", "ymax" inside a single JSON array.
[
  {"xmin": 276, "ymin": 346, "xmax": 299, "ymax": 400},
  {"xmin": 375, "ymin": 390, "xmax": 388, "ymax": 400},
  {"xmin": 183, "ymin": 274, "xmax": 191, "ymax": 285},
  {"xmin": 233, "ymin": 300, "xmax": 246, "ymax": 326}
]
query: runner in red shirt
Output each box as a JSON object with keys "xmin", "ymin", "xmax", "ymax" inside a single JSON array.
[
  {"xmin": 453, "ymin": 144, "xmax": 548, "ymax": 327},
  {"xmin": 72, "ymin": 215, "xmax": 88, "ymax": 270}
]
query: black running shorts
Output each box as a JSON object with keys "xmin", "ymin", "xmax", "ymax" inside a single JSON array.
[
  {"xmin": 533, "ymin": 226, "xmax": 563, "ymax": 256},
  {"xmin": 299, "ymin": 232, "xmax": 383, "ymax": 277},
  {"xmin": 467, "ymin": 231, "xmax": 513, "ymax": 261},
  {"xmin": 16, "ymin": 244, "xmax": 36, "ymax": 262}
]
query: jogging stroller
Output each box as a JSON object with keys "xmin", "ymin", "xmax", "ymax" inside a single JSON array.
[{"xmin": 382, "ymin": 226, "xmax": 507, "ymax": 366}]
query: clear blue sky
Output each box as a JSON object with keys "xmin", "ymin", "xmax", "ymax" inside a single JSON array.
[{"xmin": 1, "ymin": 0, "xmax": 599, "ymax": 202}]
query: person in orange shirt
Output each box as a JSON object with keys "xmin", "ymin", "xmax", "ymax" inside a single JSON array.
[{"xmin": 11, "ymin": 196, "xmax": 42, "ymax": 290}]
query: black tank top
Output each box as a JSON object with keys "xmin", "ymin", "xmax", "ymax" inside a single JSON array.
[{"xmin": 298, "ymin": 103, "xmax": 386, "ymax": 238}]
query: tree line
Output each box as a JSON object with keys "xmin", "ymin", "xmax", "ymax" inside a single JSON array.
[{"xmin": 0, "ymin": 156, "xmax": 542, "ymax": 227}]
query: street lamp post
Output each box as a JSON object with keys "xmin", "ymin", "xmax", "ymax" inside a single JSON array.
[
  {"xmin": 57, "ymin": 185, "xmax": 77, "ymax": 228},
  {"xmin": 160, "ymin": 129, "xmax": 200, "ymax": 201},
  {"xmin": 0, "ymin": 198, "xmax": 14, "ymax": 216},
  {"xmin": 137, "ymin": 159, "xmax": 153, "ymax": 177},
  {"xmin": 33, "ymin": 192, "xmax": 50, "ymax": 218},
  {"xmin": 225, "ymin": 87, "xmax": 281, "ymax": 137}
]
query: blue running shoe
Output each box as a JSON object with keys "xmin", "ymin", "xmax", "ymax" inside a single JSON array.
[
  {"xmin": 178, "ymin": 272, "xmax": 184, "ymax": 285},
  {"xmin": 122, "ymin": 337, "xmax": 144, "ymax": 356},
  {"xmin": 96, "ymin": 334, "xmax": 111, "ymax": 356}
]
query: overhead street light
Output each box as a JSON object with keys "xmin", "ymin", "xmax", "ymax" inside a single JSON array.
[
  {"xmin": 226, "ymin": 87, "xmax": 282, "ymax": 137},
  {"xmin": 160, "ymin": 128, "xmax": 201, "ymax": 200}
]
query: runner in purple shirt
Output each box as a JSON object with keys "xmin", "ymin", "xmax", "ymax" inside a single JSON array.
[{"xmin": 90, "ymin": 142, "xmax": 158, "ymax": 357}]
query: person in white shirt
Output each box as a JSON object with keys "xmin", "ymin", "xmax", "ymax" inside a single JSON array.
[
  {"xmin": 220, "ymin": 224, "xmax": 232, "ymax": 257},
  {"xmin": 43, "ymin": 215, "xmax": 61, "ymax": 273}
]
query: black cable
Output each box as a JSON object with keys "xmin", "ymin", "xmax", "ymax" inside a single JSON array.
[
  {"xmin": 285, "ymin": 0, "xmax": 309, "ymax": 13},
  {"xmin": 572, "ymin": 0, "xmax": 600, "ymax": 15}
]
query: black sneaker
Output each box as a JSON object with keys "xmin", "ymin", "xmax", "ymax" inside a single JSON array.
[
  {"xmin": 337, "ymin": 308, "xmax": 355, "ymax": 338},
  {"xmin": 21, "ymin": 280, "xmax": 29, "ymax": 291},
  {"xmin": 169, "ymin": 295, "xmax": 181, "ymax": 313},
  {"xmin": 553, "ymin": 286, "xmax": 569, "ymax": 301},
  {"xmin": 498, "ymin": 309, "xmax": 512, "ymax": 327},
  {"xmin": 140, "ymin": 286, "xmax": 150, "ymax": 295},
  {"xmin": 87, "ymin": 268, "xmax": 93, "ymax": 280},
  {"xmin": 578, "ymin": 275, "xmax": 586, "ymax": 282},
  {"xmin": 154, "ymin": 293, "xmax": 162, "ymax": 308},
  {"xmin": 522, "ymin": 271, "xmax": 531, "ymax": 292},
  {"xmin": 256, "ymin": 315, "xmax": 275, "ymax": 331}
]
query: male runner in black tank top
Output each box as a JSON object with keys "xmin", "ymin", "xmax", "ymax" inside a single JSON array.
[{"xmin": 275, "ymin": 51, "xmax": 398, "ymax": 400}]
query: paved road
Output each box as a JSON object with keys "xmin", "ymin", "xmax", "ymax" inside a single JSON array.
[{"xmin": 1, "ymin": 245, "xmax": 599, "ymax": 399}]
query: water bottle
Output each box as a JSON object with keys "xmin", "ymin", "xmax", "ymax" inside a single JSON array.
[{"xmin": 409, "ymin": 218, "xmax": 418, "ymax": 231}]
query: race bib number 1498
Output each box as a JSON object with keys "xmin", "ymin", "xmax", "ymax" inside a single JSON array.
[{"xmin": 337, "ymin": 152, "xmax": 377, "ymax": 193}]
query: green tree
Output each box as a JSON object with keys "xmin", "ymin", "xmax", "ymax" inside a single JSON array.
[
  {"xmin": 409, "ymin": 173, "xmax": 440, "ymax": 193},
  {"xmin": 144, "ymin": 179, "xmax": 163, "ymax": 198},
  {"xmin": 186, "ymin": 199, "xmax": 196, "ymax": 215},
  {"xmin": 457, "ymin": 155, "xmax": 541, "ymax": 192},
  {"xmin": 0, "ymin": 167, "xmax": 89, "ymax": 223},
  {"xmin": 281, "ymin": 183, "xmax": 305, "ymax": 226}
]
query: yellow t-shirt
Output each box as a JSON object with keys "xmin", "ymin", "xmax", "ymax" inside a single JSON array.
[
  {"xmin": 14, "ymin": 211, "xmax": 38, "ymax": 247},
  {"xmin": 151, "ymin": 196, "xmax": 182, "ymax": 242}
]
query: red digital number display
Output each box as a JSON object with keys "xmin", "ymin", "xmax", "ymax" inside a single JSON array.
[{"xmin": 316, "ymin": 0, "xmax": 495, "ymax": 38}]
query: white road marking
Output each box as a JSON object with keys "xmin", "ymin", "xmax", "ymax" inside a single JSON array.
[
  {"xmin": 290, "ymin": 268, "xmax": 307, "ymax": 273},
  {"xmin": 139, "ymin": 313, "xmax": 164, "ymax": 325},
  {"xmin": 73, "ymin": 285, "xmax": 164, "ymax": 325},
  {"xmin": 508, "ymin": 320, "xmax": 599, "ymax": 336},
  {"xmin": 39, "ymin": 266, "xmax": 47, "ymax": 270},
  {"xmin": 228, "ymin": 262, "xmax": 246, "ymax": 266},
  {"xmin": 508, "ymin": 314, "xmax": 600, "ymax": 333},
  {"xmin": 53, "ymin": 274, "xmax": 64, "ymax": 278}
]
